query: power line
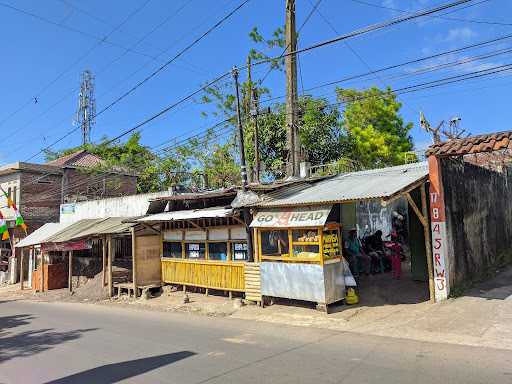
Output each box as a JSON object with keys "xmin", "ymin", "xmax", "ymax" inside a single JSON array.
[
  {"xmin": 24, "ymin": 0, "xmax": 250, "ymax": 161},
  {"xmin": 258, "ymin": 33, "xmax": 512, "ymax": 104},
  {"xmin": 25, "ymin": 0, "xmax": 475, "ymax": 161},
  {"xmin": 349, "ymin": 0, "xmax": 508, "ymax": 26},
  {"xmin": 0, "ymin": 0, "xmax": 153, "ymax": 129},
  {"xmin": 2, "ymin": 0, "xmax": 197, "ymax": 147},
  {"xmin": 0, "ymin": 1, "xmax": 161, "ymax": 60}
]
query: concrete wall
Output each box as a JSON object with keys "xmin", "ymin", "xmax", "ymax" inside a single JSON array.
[
  {"xmin": 356, "ymin": 197, "xmax": 408, "ymax": 238},
  {"xmin": 441, "ymin": 158, "xmax": 512, "ymax": 288},
  {"xmin": 60, "ymin": 191, "xmax": 171, "ymax": 223}
]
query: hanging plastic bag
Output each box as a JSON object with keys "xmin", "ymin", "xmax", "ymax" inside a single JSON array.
[{"xmin": 342, "ymin": 257, "xmax": 357, "ymax": 287}]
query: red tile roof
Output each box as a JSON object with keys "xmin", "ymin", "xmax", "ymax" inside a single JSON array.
[
  {"xmin": 426, "ymin": 131, "xmax": 512, "ymax": 157},
  {"xmin": 46, "ymin": 150, "xmax": 105, "ymax": 168}
]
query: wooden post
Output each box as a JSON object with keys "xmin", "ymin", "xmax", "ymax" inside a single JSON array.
[
  {"xmin": 421, "ymin": 183, "xmax": 435, "ymax": 303},
  {"xmin": 68, "ymin": 250, "xmax": 73, "ymax": 292},
  {"xmin": 102, "ymin": 236, "xmax": 107, "ymax": 286},
  {"xmin": 107, "ymin": 235, "xmax": 113, "ymax": 298},
  {"xmin": 131, "ymin": 227, "xmax": 138, "ymax": 297},
  {"xmin": 40, "ymin": 251, "xmax": 44, "ymax": 293},
  {"xmin": 20, "ymin": 249, "xmax": 24, "ymax": 290}
]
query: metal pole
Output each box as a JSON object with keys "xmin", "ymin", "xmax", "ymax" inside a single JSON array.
[{"xmin": 232, "ymin": 66, "xmax": 254, "ymax": 262}]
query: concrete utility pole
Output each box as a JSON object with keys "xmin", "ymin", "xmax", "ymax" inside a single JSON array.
[
  {"xmin": 232, "ymin": 66, "xmax": 254, "ymax": 262},
  {"xmin": 285, "ymin": 0, "xmax": 300, "ymax": 177},
  {"xmin": 251, "ymin": 87, "xmax": 260, "ymax": 183}
]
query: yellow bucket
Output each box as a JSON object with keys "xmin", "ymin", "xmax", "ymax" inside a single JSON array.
[{"xmin": 346, "ymin": 288, "xmax": 359, "ymax": 305}]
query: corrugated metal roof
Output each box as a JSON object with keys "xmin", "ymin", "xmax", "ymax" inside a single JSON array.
[
  {"xmin": 252, "ymin": 162, "xmax": 428, "ymax": 207},
  {"xmin": 15, "ymin": 222, "xmax": 70, "ymax": 248},
  {"xmin": 138, "ymin": 207, "xmax": 233, "ymax": 222},
  {"xmin": 44, "ymin": 218, "xmax": 135, "ymax": 243}
]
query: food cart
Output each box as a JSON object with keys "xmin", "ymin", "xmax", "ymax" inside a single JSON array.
[{"xmin": 251, "ymin": 205, "xmax": 345, "ymax": 309}]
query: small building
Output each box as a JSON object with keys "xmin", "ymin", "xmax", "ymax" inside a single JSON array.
[
  {"xmin": 0, "ymin": 150, "xmax": 138, "ymax": 285},
  {"xmin": 237, "ymin": 162, "xmax": 433, "ymax": 309},
  {"xmin": 130, "ymin": 189, "xmax": 259, "ymax": 299}
]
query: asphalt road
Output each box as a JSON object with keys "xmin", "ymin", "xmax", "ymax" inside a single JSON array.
[{"xmin": 1, "ymin": 300, "xmax": 511, "ymax": 384}]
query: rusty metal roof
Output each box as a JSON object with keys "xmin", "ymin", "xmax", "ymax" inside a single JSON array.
[
  {"xmin": 248, "ymin": 162, "xmax": 428, "ymax": 208},
  {"xmin": 426, "ymin": 131, "xmax": 512, "ymax": 157}
]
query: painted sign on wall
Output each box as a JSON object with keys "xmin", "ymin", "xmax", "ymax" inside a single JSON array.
[{"xmin": 428, "ymin": 156, "xmax": 449, "ymax": 301}]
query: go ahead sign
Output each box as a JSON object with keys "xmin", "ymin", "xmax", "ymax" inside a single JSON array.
[{"xmin": 250, "ymin": 206, "xmax": 332, "ymax": 228}]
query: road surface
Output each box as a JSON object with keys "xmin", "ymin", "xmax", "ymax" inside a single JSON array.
[{"xmin": 0, "ymin": 300, "xmax": 511, "ymax": 383}]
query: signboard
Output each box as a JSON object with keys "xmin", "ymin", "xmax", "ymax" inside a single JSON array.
[
  {"xmin": 250, "ymin": 206, "xmax": 332, "ymax": 228},
  {"xmin": 233, "ymin": 242, "xmax": 248, "ymax": 260},
  {"xmin": 60, "ymin": 204, "xmax": 76, "ymax": 215},
  {"xmin": 323, "ymin": 232, "xmax": 339, "ymax": 258},
  {"xmin": 187, "ymin": 243, "xmax": 201, "ymax": 259},
  {"xmin": 41, "ymin": 239, "xmax": 91, "ymax": 252},
  {"xmin": 428, "ymin": 156, "xmax": 449, "ymax": 301}
]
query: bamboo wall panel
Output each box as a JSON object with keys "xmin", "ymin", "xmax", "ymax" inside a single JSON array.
[
  {"xmin": 161, "ymin": 259, "xmax": 245, "ymax": 291},
  {"xmin": 244, "ymin": 263, "xmax": 262, "ymax": 302}
]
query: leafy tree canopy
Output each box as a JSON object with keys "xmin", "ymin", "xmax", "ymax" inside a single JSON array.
[{"xmin": 336, "ymin": 86, "xmax": 414, "ymax": 168}]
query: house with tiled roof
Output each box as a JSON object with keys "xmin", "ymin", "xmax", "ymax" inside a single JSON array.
[{"xmin": 0, "ymin": 150, "xmax": 137, "ymax": 238}]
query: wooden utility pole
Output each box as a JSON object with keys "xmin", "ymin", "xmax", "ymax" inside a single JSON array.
[
  {"xmin": 246, "ymin": 56, "xmax": 253, "ymax": 183},
  {"xmin": 285, "ymin": 0, "xmax": 300, "ymax": 177}
]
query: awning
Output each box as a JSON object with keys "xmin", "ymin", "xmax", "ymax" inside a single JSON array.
[
  {"xmin": 250, "ymin": 206, "xmax": 332, "ymax": 228},
  {"xmin": 138, "ymin": 207, "xmax": 234, "ymax": 223},
  {"xmin": 15, "ymin": 222, "xmax": 70, "ymax": 248},
  {"xmin": 44, "ymin": 217, "xmax": 135, "ymax": 244}
]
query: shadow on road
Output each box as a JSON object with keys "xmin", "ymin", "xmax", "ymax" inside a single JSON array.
[
  {"xmin": 0, "ymin": 313, "xmax": 97, "ymax": 363},
  {"xmin": 44, "ymin": 351, "xmax": 196, "ymax": 384}
]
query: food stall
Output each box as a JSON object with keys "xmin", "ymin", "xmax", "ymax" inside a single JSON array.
[{"xmin": 251, "ymin": 205, "xmax": 345, "ymax": 309}]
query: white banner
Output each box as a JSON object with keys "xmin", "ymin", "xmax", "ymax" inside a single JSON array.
[{"xmin": 250, "ymin": 206, "xmax": 332, "ymax": 228}]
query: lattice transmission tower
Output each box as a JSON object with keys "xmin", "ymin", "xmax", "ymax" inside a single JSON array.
[{"xmin": 74, "ymin": 70, "xmax": 96, "ymax": 145}]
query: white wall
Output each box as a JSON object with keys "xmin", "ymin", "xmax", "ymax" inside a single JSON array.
[
  {"xmin": 0, "ymin": 173, "xmax": 20, "ymax": 220},
  {"xmin": 59, "ymin": 191, "xmax": 171, "ymax": 223}
]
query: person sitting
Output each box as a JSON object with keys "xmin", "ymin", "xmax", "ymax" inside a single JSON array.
[
  {"xmin": 344, "ymin": 229, "xmax": 371, "ymax": 277},
  {"xmin": 365, "ymin": 230, "xmax": 387, "ymax": 273}
]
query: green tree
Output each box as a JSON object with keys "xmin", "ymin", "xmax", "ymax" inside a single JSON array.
[{"xmin": 336, "ymin": 87, "xmax": 414, "ymax": 168}]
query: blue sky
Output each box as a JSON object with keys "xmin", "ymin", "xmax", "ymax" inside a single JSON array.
[{"xmin": 1, "ymin": 0, "xmax": 511, "ymax": 164}]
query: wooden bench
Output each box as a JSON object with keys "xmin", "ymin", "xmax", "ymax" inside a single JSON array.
[{"xmin": 113, "ymin": 282, "xmax": 136, "ymax": 298}]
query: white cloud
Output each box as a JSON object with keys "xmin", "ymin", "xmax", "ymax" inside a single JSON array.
[{"xmin": 442, "ymin": 27, "xmax": 477, "ymax": 43}]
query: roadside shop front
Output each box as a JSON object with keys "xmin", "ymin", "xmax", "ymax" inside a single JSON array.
[
  {"xmin": 251, "ymin": 205, "xmax": 344, "ymax": 310},
  {"xmin": 245, "ymin": 162, "xmax": 434, "ymax": 307},
  {"xmin": 137, "ymin": 207, "xmax": 253, "ymax": 298}
]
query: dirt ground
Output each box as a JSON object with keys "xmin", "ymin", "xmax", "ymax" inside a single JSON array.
[{"xmin": 2, "ymin": 266, "xmax": 512, "ymax": 351}]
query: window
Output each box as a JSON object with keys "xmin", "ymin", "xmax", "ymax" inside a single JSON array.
[
  {"xmin": 261, "ymin": 230, "xmax": 289, "ymax": 257},
  {"xmin": 163, "ymin": 242, "xmax": 182, "ymax": 258},
  {"xmin": 208, "ymin": 242, "xmax": 228, "ymax": 261},
  {"xmin": 232, "ymin": 242, "xmax": 248, "ymax": 261},
  {"xmin": 291, "ymin": 229, "xmax": 320, "ymax": 259},
  {"xmin": 186, "ymin": 242, "xmax": 205, "ymax": 259}
]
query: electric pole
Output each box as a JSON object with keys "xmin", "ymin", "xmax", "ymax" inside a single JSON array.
[
  {"xmin": 232, "ymin": 65, "xmax": 254, "ymax": 262},
  {"xmin": 251, "ymin": 87, "xmax": 260, "ymax": 183},
  {"xmin": 75, "ymin": 70, "xmax": 96, "ymax": 145},
  {"xmin": 285, "ymin": 0, "xmax": 300, "ymax": 177}
]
